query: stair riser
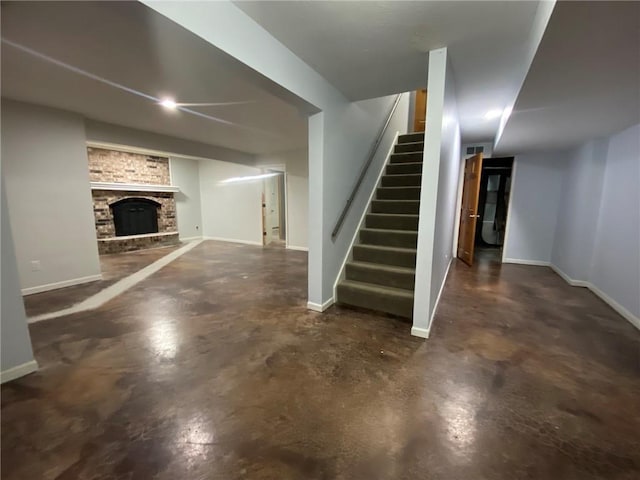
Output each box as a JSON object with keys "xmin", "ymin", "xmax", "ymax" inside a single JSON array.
[
  {"xmin": 386, "ymin": 163, "xmax": 422, "ymax": 175},
  {"xmin": 371, "ymin": 200, "xmax": 420, "ymax": 215},
  {"xmin": 366, "ymin": 214, "xmax": 419, "ymax": 231},
  {"xmin": 377, "ymin": 187, "xmax": 421, "ymax": 200},
  {"xmin": 360, "ymin": 230, "xmax": 417, "ymax": 249},
  {"xmin": 398, "ymin": 133, "xmax": 424, "ymax": 144},
  {"xmin": 337, "ymin": 285, "xmax": 413, "ymax": 319},
  {"xmin": 381, "ymin": 175, "xmax": 422, "ymax": 187},
  {"xmin": 390, "ymin": 152, "xmax": 423, "ymax": 164},
  {"xmin": 346, "ymin": 264, "xmax": 415, "ymax": 290},
  {"xmin": 394, "ymin": 142, "xmax": 424, "ymax": 154},
  {"xmin": 353, "ymin": 246, "xmax": 417, "ymax": 268}
]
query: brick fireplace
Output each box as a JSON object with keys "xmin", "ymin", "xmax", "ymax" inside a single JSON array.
[{"xmin": 88, "ymin": 147, "xmax": 180, "ymax": 254}]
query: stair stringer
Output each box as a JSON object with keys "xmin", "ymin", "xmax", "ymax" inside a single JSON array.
[{"xmin": 332, "ymin": 131, "xmax": 402, "ymax": 302}]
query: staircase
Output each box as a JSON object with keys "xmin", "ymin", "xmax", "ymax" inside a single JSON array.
[{"xmin": 336, "ymin": 132, "xmax": 424, "ymax": 319}]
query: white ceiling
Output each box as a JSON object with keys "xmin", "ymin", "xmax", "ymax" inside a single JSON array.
[
  {"xmin": 235, "ymin": 0, "xmax": 544, "ymax": 143},
  {"xmin": 495, "ymin": 1, "xmax": 640, "ymax": 154},
  {"xmin": 1, "ymin": 1, "xmax": 308, "ymax": 155}
]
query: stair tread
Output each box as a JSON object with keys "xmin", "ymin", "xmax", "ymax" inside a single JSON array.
[
  {"xmin": 368, "ymin": 213, "xmax": 419, "ymax": 218},
  {"xmin": 378, "ymin": 186, "xmax": 421, "ymax": 189},
  {"xmin": 392, "ymin": 151, "xmax": 423, "ymax": 156},
  {"xmin": 361, "ymin": 227, "xmax": 417, "ymax": 235},
  {"xmin": 383, "ymin": 173, "xmax": 422, "ymax": 176},
  {"xmin": 372, "ymin": 199, "xmax": 420, "ymax": 203},
  {"xmin": 354, "ymin": 244, "xmax": 417, "ymax": 254},
  {"xmin": 347, "ymin": 261, "xmax": 415, "ymax": 275},
  {"xmin": 339, "ymin": 279, "xmax": 414, "ymax": 298}
]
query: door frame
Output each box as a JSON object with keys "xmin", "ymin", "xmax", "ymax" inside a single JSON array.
[
  {"xmin": 260, "ymin": 164, "xmax": 288, "ymax": 248},
  {"xmin": 452, "ymin": 154, "xmax": 517, "ymax": 264}
]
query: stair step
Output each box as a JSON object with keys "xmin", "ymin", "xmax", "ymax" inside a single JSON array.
[
  {"xmin": 386, "ymin": 162, "xmax": 423, "ymax": 175},
  {"xmin": 352, "ymin": 244, "xmax": 417, "ymax": 268},
  {"xmin": 394, "ymin": 141, "xmax": 424, "ymax": 154},
  {"xmin": 360, "ymin": 228, "xmax": 418, "ymax": 249},
  {"xmin": 390, "ymin": 152, "xmax": 423, "ymax": 164},
  {"xmin": 398, "ymin": 132, "xmax": 424, "ymax": 144},
  {"xmin": 377, "ymin": 186, "xmax": 421, "ymax": 200},
  {"xmin": 366, "ymin": 213, "xmax": 419, "ymax": 231},
  {"xmin": 371, "ymin": 199, "xmax": 420, "ymax": 215},
  {"xmin": 346, "ymin": 261, "xmax": 415, "ymax": 290},
  {"xmin": 337, "ymin": 280, "xmax": 414, "ymax": 319},
  {"xmin": 381, "ymin": 173, "xmax": 422, "ymax": 187}
]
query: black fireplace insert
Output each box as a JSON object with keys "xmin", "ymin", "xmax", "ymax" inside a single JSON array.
[{"xmin": 110, "ymin": 197, "xmax": 160, "ymax": 237}]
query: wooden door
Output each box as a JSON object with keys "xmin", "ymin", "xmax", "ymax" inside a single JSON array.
[
  {"xmin": 413, "ymin": 89, "xmax": 427, "ymax": 132},
  {"xmin": 457, "ymin": 153, "xmax": 483, "ymax": 266}
]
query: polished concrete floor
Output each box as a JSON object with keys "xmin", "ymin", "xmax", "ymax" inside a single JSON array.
[
  {"xmin": 23, "ymin": 244, "xmax": 183, "ymax": 317},
  {"xmin": 2, "ymin": 241, "xmax": 639, "ymax": 479}
]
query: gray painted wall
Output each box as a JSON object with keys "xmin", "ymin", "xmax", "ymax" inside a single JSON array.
[
  {"xmin": 503, "ymin": 152, "xmax": 565, "ymax": 263},
  {"xmin": 170, "ymin": 157, "xmax": 203, "ymax": 240},
  {"xmin": 1, "ymin": 182, "xmax": 36, "ymax": 379},
  {"xmin": 2, "ymin": 99, "xmax": 101, "ymax": 292}
]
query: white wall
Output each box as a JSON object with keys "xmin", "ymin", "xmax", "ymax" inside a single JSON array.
[
  {"xmin": 256, "ymin": 148, "xmax": 309, "ymax": 250},
  {"xmin": 1, "ymin": 182, "xmax": 37, "ymax": 382},
  {"xmin": 170, "ymin": 156, "xmax": 203, "ymax": 240},
  {"xmin": 2, "ymin": 100, "xmax": 101, "ymax": 293},
  {"xmin": 589, "ymin": 124, "xmax": 640, "ymax": 322},
  {"xmin": 413, "ymin": 48, "xmax": 461, "ymax": 337},
  {"xmin": 502, "ymin": 152, "xmax": 565, "ymax": 264},
  {"xmin": 199, "ymin": 160, "xmax": 263, "ymax": 245},
  {"xmin": 318, "ymin": 93, "xmax": 410, "ymax": 306},
  {"xmin": 551, "ymin": 140, "xmax": 607, "ymax": 279}
]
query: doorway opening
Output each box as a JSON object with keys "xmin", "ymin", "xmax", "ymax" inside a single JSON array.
[
  {"xmin": 262, "ymin": 169, "xmax": 286, "ymax": 247},
  {"xmin": 475, "ymin": 157, "xmax": 514, "ymax": 258}
]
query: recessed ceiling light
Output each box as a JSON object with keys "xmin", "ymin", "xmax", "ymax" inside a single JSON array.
[
  {"xmin": 484, "ymin": 109, "xmax": 503, "ymax": 120},
  {"xmin": 160, "ymin": 98, "xmax": 177, "ymax": 110}
]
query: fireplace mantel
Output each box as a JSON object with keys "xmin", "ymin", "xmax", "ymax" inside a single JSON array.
[{"xmin": 90, "ymin": 182, "xmax": 180, "ymax": 193}]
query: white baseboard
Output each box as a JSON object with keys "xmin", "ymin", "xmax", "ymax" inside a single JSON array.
[
  {"xmin": 307, "ymin": 298, "xmax": 334, "ymax": 312},
  {"xmin": 549, "ymin": 264, "xmax": 590, "ymax": 287},
  {"xmin": 286, "ymin": 245, "xmax": 308, "ymax": 252},
  {"xmin": 21, "ymin": 274, "xmax": 103, "ymax": 296},
  {"xmin": 549, "ymin": 263, "xmax": 640, "ymax": 331},
  {"xmin": 502, "ymin": 258, "xmax": 551, "ymax": 267},
  {"xmin": 179, "ymin": 236, "xmax": 203, "ymax": 242},
  {"xmin": 410, "ymin": 326, "xmax": 429, "ymax": 338},
  {"xmin": 203, "ymin": 236, "xmax": 263, "ymax": 246},
  {"xmin": 1, "ymin": 360, "xmax": 38, "ymax": 384}
]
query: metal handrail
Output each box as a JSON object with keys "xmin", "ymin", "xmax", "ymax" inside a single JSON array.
[{"xmin": 331, "ymin": 93, "xmax": 404, "ymax": 240}]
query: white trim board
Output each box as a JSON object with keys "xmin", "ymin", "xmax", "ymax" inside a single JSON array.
[
  {"xmin": 90, "ymin": 181, "xmax": 179, "ymax": 193},
  {"xmin": 333, "ymin": 130, "xmax": 401, "ymax": 301},
  {"xmin": 502, "ymin": 258, "xmax": 551, "ymax": 267},
  {"xmin": 203, "ymin": 236, "xmax": 263, "ymax": 246},
  {"xmin": 412, "ymin": 257, "xmax": 452, "ymax": 339},
  {"xmin": 286, "ymin": 245, "xmax": 308, "ymax": 252},
  {"xmin": 22, "ymin": 274, "xmax": 103, "ymax": 296},
  {"xmin": 29, "ymin": 240, "xmax": 203, "ymax": 323},
  {"xmin": 1, "ymin": 360, "xmax": 38, "ymax": 384},
  {"xmin": 549, "ymin": 264, "xmax": 640, "ymax": 331},
  {"xmin": 179, "ymin": 236, "xmax": 203, "ymax": 242},
  {"xmin": 307, "ymin": 298, "xmax": 334, "ymax": 313}
]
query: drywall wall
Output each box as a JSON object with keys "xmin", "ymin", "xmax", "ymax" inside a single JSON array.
[
  {"xmin": 319, "ymin": 93, "xmax": 410, "ymax": 305},
  {"xmin": 86, "ymin": 119, "xmax": 255, "ymax": 166},
  {"xmin": 502, "ymin": 152, "xmax": 565, "ymax": 264},
  {"xmin": 413, "ymin": 48, "xmax": 461, "ymax": 337},
  {"xmin": 588, "ymin": 124, "xmax": 640, "ymax": 321},
  {"xmin": 2, "ymin": 99, "xmax": 101, "ymax": 293},
  {"xmin": 170, "ymin": 156, "xmax": 203, "ymax": 240},
  {"xmin": 1, "ymin": 182, "xmax": 37, "ymax": 382},
  {"xmin": 198, "ymin": 159, "xmax": 263, "ymax": 244},
  {"xmin": 256, "ymin": 148, "xmax": 309, "ymax": 250},
  {"xmin": 551, "ymin": 140, "xmax": 607, "ymax": 280}
]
